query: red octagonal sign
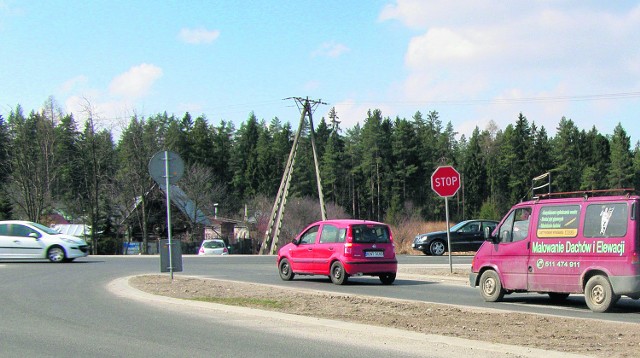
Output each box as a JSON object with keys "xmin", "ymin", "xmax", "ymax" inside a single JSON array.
[{"xmin": 431, "ymin": 166, "xmax": 461, "ymax": 197}]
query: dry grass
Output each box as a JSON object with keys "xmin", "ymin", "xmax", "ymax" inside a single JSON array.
[{"xmin": 390, "ymin": 220, "xmax": 449, "ymax": 255}]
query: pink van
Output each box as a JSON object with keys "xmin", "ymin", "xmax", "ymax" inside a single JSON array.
[{"xmin": 470, "ymin": 191, "xmax": 640, "ymax": 312}]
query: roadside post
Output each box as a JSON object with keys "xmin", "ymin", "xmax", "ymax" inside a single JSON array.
[
  {"xmin": 430, "ymin": 166, "xmax": 461, "ymax": 273},
  {"xmin": 149, "ymin": 150, "xmax": 185, "ymax": 279}
]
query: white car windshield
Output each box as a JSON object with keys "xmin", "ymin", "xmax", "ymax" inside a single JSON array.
[{"xmin": 31, "ymin": 222, "xmax": 61, "ymax": 235}]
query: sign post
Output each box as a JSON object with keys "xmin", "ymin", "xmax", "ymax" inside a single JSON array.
[
  {"xmin": 149, "ymin": 150, "xmax": 184, "ymax": 279},
  {"xmin": 431, "ymin": 166, "xmax": 461, "ymax": 273}
]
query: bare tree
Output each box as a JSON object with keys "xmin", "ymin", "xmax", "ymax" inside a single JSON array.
[
  {"xmin": 78, "ymin": 99, "xmax": 116, "ymax": 254},
  {"xmin": 6, "ymin": 105, "xmax": 58, "ymax": 221},
  {"xmin": 175, "ymin": 162, "xmax": 227, "ymax": 242}
]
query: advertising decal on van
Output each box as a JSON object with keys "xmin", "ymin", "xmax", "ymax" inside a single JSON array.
[
  {"xmin": 536, "ymin": 205, "xmax": 579, "ymax": 237},
  {"xmin": 533, "ymin": 203, "xmax": 628, "ymax": 257}
]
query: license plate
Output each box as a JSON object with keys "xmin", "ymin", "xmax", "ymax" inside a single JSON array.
[{"xmin": 365, "ymin": 251, "xmax": 384, "ymax": 258}]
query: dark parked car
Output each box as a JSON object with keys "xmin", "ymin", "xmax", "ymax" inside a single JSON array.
[{"xmin": 412, "ymin": 220, "xmax": 498, "ymax": 256}]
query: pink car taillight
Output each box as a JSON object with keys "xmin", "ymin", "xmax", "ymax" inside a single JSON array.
[
  {"xmin": 344, "ymin": 242, "xmax": 352, "ymax": 256},
  {"xmin": 344, "ymin": 228, "xmax": 353, "ymax": 256},
  {"xmin": 223, "ymin": 247, "xmax": 229, "ymax": 254}
]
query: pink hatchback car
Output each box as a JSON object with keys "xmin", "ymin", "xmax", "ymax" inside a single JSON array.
[{"xmin": 277, "ymin": 219, "xmax": 398, "ymax": 285}]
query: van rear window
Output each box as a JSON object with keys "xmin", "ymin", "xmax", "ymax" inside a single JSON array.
[
  {"xmin": 351, "ymin": 225, "xmax": 390, "ymax": 243},
  {"xmin": 584, "ymin": 203, "xmax": 628, "ymax": 238},
  {"xmin": 536, "ymin": 205, "xmax": 580, "ymax": 238}
]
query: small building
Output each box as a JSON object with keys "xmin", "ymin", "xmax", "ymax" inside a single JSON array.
[{"xmin": 119, "ymin": 183, "xmax": 248, "ymax": 254}]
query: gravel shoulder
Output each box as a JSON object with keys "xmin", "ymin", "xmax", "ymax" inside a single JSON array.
[{"xmin": 128, "ymin": 267, "xmax": 639, "ymax": 357}]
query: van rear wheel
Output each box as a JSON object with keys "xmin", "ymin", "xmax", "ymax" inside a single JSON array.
[
  {"xmin": 479, "ymin": 270, "xmax": 504, "ymax": 302},
  {"xmin": 585, "ymin": 275, "xmax": 614, "ymax": 313}
]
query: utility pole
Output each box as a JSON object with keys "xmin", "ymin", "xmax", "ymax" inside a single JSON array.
[{"xmin": 259, "ymin": 97, "xmax": 327, "ymax": 255}]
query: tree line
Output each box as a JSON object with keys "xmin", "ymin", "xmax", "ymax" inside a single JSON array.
[{"xmin": 1, "ymin": 97, "xmax": 638, "ymax": 252}]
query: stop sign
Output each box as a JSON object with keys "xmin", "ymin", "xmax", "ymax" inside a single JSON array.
[{"xmin": 431, "ymin": 166, "xmax": 461, "ymax": 197}]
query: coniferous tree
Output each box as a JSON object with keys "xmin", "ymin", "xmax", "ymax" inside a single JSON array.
[
  {"xmin": 256, "ymin": 121, "xmax": 276, "ymax": 196},
  {"xmin": 164, "ymin": 114, "xmax": 185, "ymax": 154},
  {"xmin": 528, "ymin": 123, "xmax": 553, "ymax": 191},
  {"xmin": 360, "ymin": 109, "xmax": 385, "ymax": 220},
  {"xmin": 580, "ymin": 127, "xmax": 610, "ymax": 190},
  {"xmin": 462, "ymin": 127, "xmax": 486, "ymax": 218},
  {"xmin": 0, "ymin": 115, "xmax": 12, "ymax": 219},
  {"xmin": 320, "ymin": 122, "xmax": 345, "ymax": 207},
  {"xmin": 418, "ymin": 111, "xmax": 444, "ymax": 220},
  {"xmin": 633, "ymin": 143, "xmax": 640, "ymax": 191},
  {"xmin": 552, "ymin": 117, "xmax": 581, "ymax": 192},
  {"xmin": 190, "ymin": 115, "xmax": 215, "ymax": 168},
  {"xmin": 116, "ymin": 115, "xmax": 157, "ymax": 254},
  {"xmin": 53, "ymin": 114, "xmax": 82, "ymax": 213},
  {"xmin": 608, "ymin": 123, "xmax": 634, "ymax": 189},
  {"xmin": 79, "ymin": 113, "xmax": 116, "ymax": 254},
  {"xmin": 344, "ymin": 124, "xmax": 363, "ymax": 218},
  {"xmin": 232, "ymin": 112, "xmax": 260, "ymax": 199},
  {"xmin": 211, "ymin": 120, "xmax": 235, "ymax": 189},
  {"xmin": 388, "ymin": 117, "xmax": 418, "ymax": 223}
]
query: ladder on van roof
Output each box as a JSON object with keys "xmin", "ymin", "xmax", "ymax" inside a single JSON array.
[
  {"xmin": 531, "ymin": 172, "xmax": 551, "ymax": 198},
  {"xmin": 530, "ymin": 172, "xmax": 636, "ymax": 200},
  {"xmin": 534, "ymin": 188, "xmax": 636, "ymax": 200}
]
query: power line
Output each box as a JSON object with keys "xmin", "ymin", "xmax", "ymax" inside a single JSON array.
[
  {"xmin": 5, "ymin": 90, "xmax": 637, "ymax": 124},
  {"xmin": 340, "ymin": 91, "xmax": 640, "ymax": 107}
]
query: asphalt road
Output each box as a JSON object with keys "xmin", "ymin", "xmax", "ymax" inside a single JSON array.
[
  {"xmin": 4, "ymin": 256, "xmax": 430, "ymax": 358},
  {"xmin": 0, "ymin": 254, "xmax": 638, "ymax": 357},
  {"xmin": 170, "ymin": 254, "xmax": 640, "ymax": 323}
]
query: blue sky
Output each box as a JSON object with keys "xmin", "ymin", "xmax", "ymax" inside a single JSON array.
[{"xmin": 1, "ymin": 1, "xmax": 639, "ymax": 144}]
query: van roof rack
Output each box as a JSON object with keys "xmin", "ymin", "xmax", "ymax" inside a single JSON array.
[{"xmin": 534, "ymin": 188, "xmax": 636, "ymax": 200}]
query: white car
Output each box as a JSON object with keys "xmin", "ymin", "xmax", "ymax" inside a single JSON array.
[
  {"xmin": 198, "ymin": 239, "xmax": 229, "ymax": 255},
  {"xmin": 0, "ymin": 220, "xmax": 90, "ymax": 262}
]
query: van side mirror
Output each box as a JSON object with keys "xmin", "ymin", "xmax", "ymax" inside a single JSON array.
[{"xmin": 484, "ymin": 227, "xmax": 498, "ymax": 243}]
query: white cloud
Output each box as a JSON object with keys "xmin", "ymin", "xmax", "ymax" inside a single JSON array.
[
  {"xmin": 109, "ymin": 63, "xmax": 163, "ymax": 99},
  {"xmin": 378, "ymin": 1, "xmax": 640, "ymax": 141},
  {"xmin": 58, "ymin": 75, "xmax": 88, "ymax": 94},
  {"xmin": 312, "ymin": 41, "xmax": 350, "ymax": 58},
  {"xmin": 406, "ymin": 28, "xmax": 477, "ymax": 67},
  {"xmin": 61, "ymin": 64, "xmax": 163, "ymax": 138},
  {"xmin": 178, "ymin": 27, "xmax": 220, "ymax": 44}
]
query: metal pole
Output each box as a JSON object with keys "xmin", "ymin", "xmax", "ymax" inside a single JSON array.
[
  {"xmin": 306, "ymin": 99, "xmax": 327, "ymax": 221},
  {"xmin": 445, "ymin": 197, "xmax": 452, "ymax": 273},
  {"xmin": 164, "ymin": 151, "xmax": 174, "ymax": 280}
]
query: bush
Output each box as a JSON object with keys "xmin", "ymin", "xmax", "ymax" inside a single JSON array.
[{"xmin": 479, "ymin": 200, "xmax": 502, "ymax": 220}]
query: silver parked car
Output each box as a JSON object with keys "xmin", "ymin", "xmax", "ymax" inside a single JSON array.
[
  {"xmin": 198, "ymin": 239, "xmax": 229, "ymax": 255},
  {"xmin": 0, "ymin": 220, "xmax": 90, "ymax": 262}
]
